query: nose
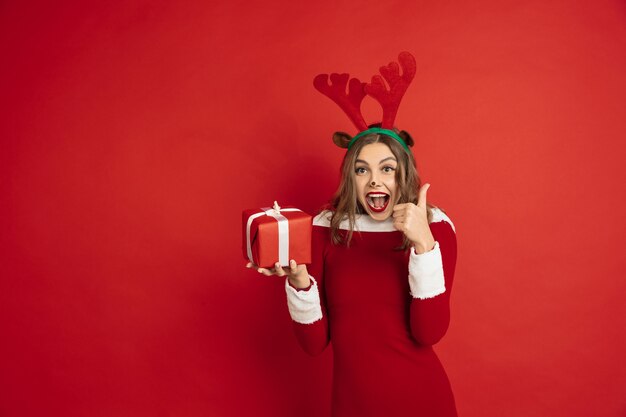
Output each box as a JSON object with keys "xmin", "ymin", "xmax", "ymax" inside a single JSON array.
[{"xmin": 369, "ymin": 171, "xmax": 381, "ymax": 187}]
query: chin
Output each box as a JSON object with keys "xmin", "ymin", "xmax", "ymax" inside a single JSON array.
[{"xmin": 368, "ymin": 208, "xmax": 392, "ymax": 221}]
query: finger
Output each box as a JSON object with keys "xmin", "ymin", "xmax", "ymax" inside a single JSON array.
[
  {"xmin": 393, "ymin": 213, "xmax": 406, "ymax": 220},
  {"xmin": 289, "ymin": 259, "xmax": 298, "ymax": 274},
  {"xmin": 392, "ymin": 208, "xmax": 408, "ymax": 218},
  {"xmin": 274, "ymin": 262, "xmax": 286, "ymax": 277},
  {"xmin": 246, "ymin": 262, "xmax": 252, "ymax": 268},
  {"xmin": 259, "ymin": 268, "xmax": 274, "ymax": 276},
  {"xmin": 394, "ymin": 207, "xmax": 413, "ymax": 219},
  {"xmin": 417, "ymin": 183, "xmax": 430, "ymax": 207},
  {"xmin": 394, "ymin": 202, "xmax": 417, "ymax": 213}
]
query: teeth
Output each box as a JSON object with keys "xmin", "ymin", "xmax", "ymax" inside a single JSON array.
[{"xmin": 366, "ymin": 194, "xmax": 389, "ymax": 210}]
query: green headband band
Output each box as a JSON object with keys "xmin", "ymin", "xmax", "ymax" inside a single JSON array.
[{"xmin": 347, "ymin": 128, "xmax": 409, "ymax": 151}]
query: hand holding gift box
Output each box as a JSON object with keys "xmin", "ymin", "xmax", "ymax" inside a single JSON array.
[{"xmin": 242, "ymin": 201, "xmax": 312, "ymax": 269}]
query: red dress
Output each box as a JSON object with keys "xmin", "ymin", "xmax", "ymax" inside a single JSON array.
[{"xmin": 285, "ymin": 208, "xmax": 458, "ymax": 417}]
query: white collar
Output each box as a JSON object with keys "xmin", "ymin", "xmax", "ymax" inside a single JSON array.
[
  {"xmin": 313, "ymin": 210, "xmax": 396, "ymax": 232},
  {"xmin": 313, "ymin": 208, "xmax": 455, "ymax": 233}
]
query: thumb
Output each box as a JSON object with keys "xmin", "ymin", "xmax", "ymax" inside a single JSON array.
[
  {"xmin": 289, "ymin": 259, "xmax": 298, "ymax": 274},
  {"xmin": 418, "ymin": 183, "xmax": 430, "ymax": 207}
]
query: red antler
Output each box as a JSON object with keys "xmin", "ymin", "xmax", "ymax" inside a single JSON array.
[
  {"xmin": 313, "ymin": 73, "xmax": 368, "ymax": 131},
  {"xmin": 364, "ymin": 52, "xmax": 416, "ymax": 129}
]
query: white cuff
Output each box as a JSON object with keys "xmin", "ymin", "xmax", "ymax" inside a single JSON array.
[
  {"xmin": 285, "ymin": 276, "xmax": 323, "ymax": 324},
  {"xmin": 408, "ymin": 241, "xmax": 446, "ymax": 299}
]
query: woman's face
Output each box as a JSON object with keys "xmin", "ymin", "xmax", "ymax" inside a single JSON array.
[{"xmin": 354, "ymin": 142, "xmax": 398, "ymax": 221}]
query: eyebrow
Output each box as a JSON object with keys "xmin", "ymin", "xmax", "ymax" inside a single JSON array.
[{"xmin": 355, "ymin": 156, "xmax": 397, "ymax": 165}]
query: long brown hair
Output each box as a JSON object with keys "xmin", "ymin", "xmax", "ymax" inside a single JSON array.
[{"xmin": 328, "ymin": 131, "xmax": 435, "ymax": 248}]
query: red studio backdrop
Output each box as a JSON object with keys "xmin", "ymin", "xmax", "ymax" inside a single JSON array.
[{"xmin": 1, "ymin": 1, "xmax": 625, "ymax": 416}]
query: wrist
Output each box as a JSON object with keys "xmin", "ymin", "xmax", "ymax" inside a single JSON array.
[
  {"xmin": 412, "ymin": 238, "xmax": 436, "ymax": 254},
  {"xmin": 288, "ymin": 271, "xmax": 310, "ymax": 289}
]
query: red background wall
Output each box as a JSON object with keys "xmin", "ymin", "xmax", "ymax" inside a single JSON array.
[{"xmin": 1, "ymin": 1, "xmax": 625, "ymax": 416}]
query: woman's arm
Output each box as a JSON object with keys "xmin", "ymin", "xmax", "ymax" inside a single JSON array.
[
  {"xmin": 247, "ymin": 222, "xmax": 330, "ymax": 355},
  {"xmin": 284, "ymin": 224, "xmax": 331, "ymax": 356},
  {"xmin": 408, "ymin": 218, "xmax": 457, "ymax": 346}
]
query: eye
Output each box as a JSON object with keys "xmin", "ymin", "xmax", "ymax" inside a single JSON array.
[
  {"xmin": 382, "ymin": 166, "xmax": 396, "ymax": 173},
  {"xmin": 355, "ymin": 167, "xmax": 367, "ymax": 175}
]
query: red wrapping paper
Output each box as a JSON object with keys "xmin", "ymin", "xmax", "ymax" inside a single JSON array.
[{"xmin": 242, "ymin": 205, "xmax": 312, "ymax": 269}]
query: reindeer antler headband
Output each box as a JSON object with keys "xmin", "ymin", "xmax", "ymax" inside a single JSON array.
[{"xmin": 313, "ymin": 51, "xmax": 416, "ymax": 151}]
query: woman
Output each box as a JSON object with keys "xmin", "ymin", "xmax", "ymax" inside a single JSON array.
[
  {"xmin": 247, "ymin": 53, "xmax": 458, "ymax": 416},
  {"xmin": 247, "ymin": 129, "xmax": 457, "ymax": 416}
]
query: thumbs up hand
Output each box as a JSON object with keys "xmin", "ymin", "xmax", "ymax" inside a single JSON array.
[{"xmin": 392, "ymin": 183, "xmax": 436, "ymax": 254}]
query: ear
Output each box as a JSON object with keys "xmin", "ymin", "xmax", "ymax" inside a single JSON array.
[
  {"xmin": 332, "ymin": 131, "xmax": 352, "ymax": 148},
  {"xmin": 399, "ymin": 130, "xmax": 414, "ymax": 147}
]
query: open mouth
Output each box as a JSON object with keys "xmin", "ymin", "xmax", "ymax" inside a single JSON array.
[{"xmin": 365, "ymin": 192, "xmax": 390, "ymax": 213}]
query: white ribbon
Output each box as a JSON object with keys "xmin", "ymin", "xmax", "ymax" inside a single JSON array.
[{"xmin": 246, "ymin": 204, "xmax": 302, "ymax": 267}]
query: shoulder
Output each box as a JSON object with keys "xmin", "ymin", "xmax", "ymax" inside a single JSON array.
[
  {"xmin": 313, "ymin": 210, "xmax": 333, "ymax": 227},
  {"xmin": 429, "ymin": 206, "xmax": 456, "ymax": 233}
]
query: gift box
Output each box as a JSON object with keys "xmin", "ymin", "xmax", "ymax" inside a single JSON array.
[{"xmin": 243, "ymin": 202, "xmax": 312, "ymax": 269}]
